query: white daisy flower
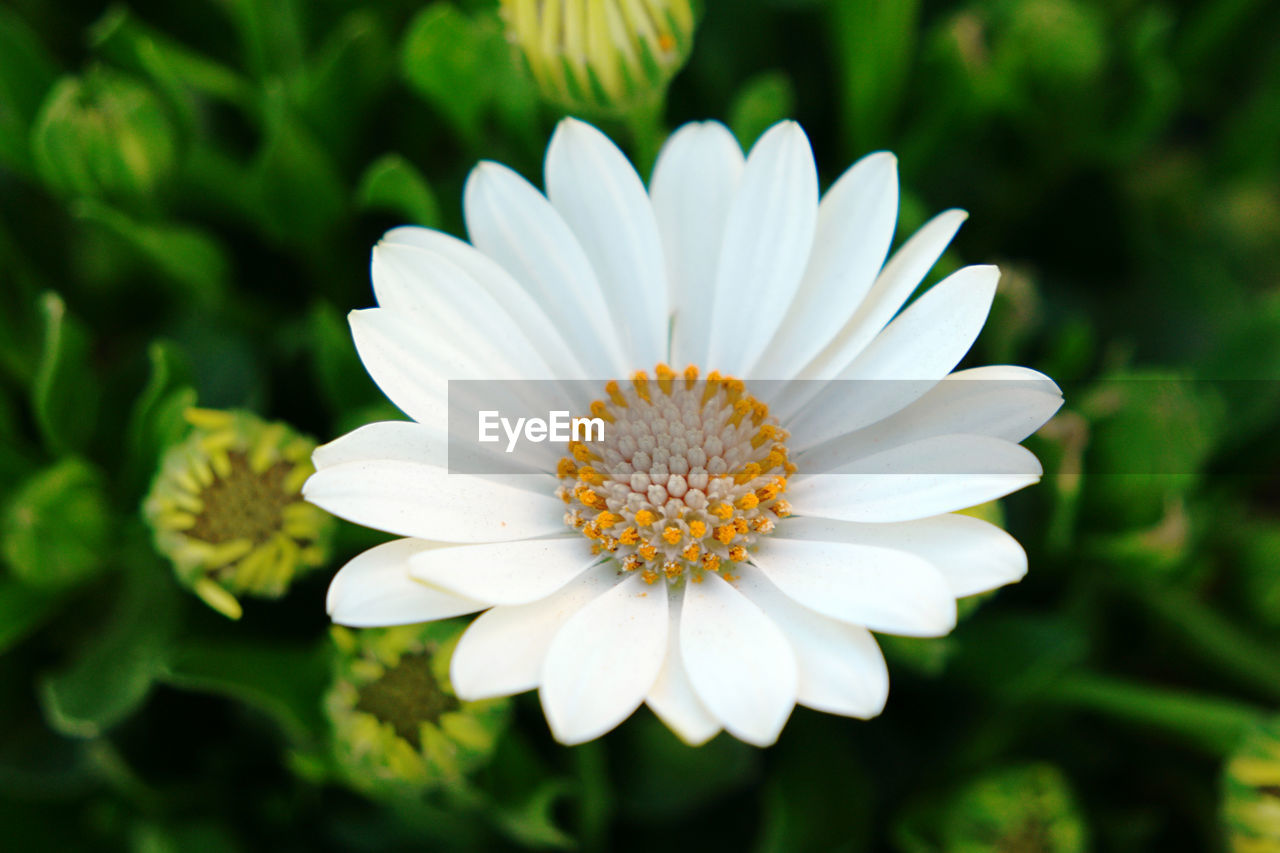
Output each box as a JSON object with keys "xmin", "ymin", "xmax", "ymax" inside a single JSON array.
[{"xmin": 304, "ymin": 117, "xmax": 1063, "ymax": 747}]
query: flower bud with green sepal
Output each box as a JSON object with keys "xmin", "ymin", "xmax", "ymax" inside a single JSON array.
[{"xmin": 325, "ymin": 621, "xmax": 510, "ymax": 795}]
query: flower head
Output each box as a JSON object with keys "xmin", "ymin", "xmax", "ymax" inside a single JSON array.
[
  {"xmin": 305, "ymin": 118, "xmax": 1062, "ymax": 746},
  {"xmin": 326, "ymin": 620, "xmax": 509, "ymax": 794},
  {"xmin": 145, "ymin": 408, "xmax": 333, "ymax": 619},
  {"xmin": 499, "ymin": 0, "xmax": 695, "ymax": 113}
]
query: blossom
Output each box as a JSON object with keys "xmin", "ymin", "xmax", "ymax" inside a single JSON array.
[
  {"xmin": 304, "ymin": 118, "xmax": 1062, "ymax": 746},
  {"xmin": 145, "ymin": 408, "xmax": 333, "ymax": 619}
]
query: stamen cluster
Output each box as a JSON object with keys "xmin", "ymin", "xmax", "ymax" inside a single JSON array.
[{"xmin": 557, "ymin": 365, "xmax": 794, "ymax": 584}]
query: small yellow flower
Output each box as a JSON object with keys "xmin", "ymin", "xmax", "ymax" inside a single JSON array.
[
  {"xmin": 500, "ymin": 0, "xmax": 696, "ymax": 113},
  {"xmin": 326, "ymin": 622, "xmax": 510, "ymax": 794},
  {"xmin": 143, "ymin": 408, "xmax": 333, "ymax": 619}
]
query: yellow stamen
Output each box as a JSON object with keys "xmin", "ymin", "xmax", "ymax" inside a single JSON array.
[
  {"xmin": 589, "ymin": 400, "xmax": 615, "ymax": 423},
  {"xmin": 632, "ymin": 370, "xmax": 651, "ymax": 402},
  {"xmin": 655, "ymin": 363, "xmax": 675, "ymax": 395}
]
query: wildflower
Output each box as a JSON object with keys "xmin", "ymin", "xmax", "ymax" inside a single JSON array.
[
  {"xmin": 305, "ymin": 118, "xmax": 1062, "ymax": 746},
  {"xmin": 326, "ymin": 619, "xmax": 509, "ymax": 793},
  {"xmin": 145, "ymin": 408, "xmax": 332, "ymax": 619}
]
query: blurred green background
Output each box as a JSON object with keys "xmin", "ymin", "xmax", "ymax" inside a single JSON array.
[{"xmin": 2, "ymin": 0, "xmax": 1280, "ymax": 850}]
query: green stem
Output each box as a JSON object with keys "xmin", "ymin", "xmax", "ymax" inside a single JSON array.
[{"xmin": 1043, "ymin": 672, "xmax": 1266, "ymax": 756}]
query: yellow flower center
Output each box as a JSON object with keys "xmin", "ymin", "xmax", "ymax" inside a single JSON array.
[{"xmin": 557, "ymin": 365, "xmax": 794, "ymax": 584}]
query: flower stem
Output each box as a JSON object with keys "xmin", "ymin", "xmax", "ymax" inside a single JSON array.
[{"xmin": 1043, "ymin": 671, "xmax": 1266, "ymax": 755}]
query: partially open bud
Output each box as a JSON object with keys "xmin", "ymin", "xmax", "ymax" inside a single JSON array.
[
  {"xmin": 31, "ymin": 66, "xmax": 179, "ymax": 205},
  {"xmin": 326, "ymin": 622, "xmax": 510, "ymax": 794},
  {"xmin": 499, "ymin": 0, "xmax": 696, "ymax": 114},
  {"xmin": 143, "ymin": 409, "xmax": 333, "ymax": 619},
  {"xmin": 1224, "ymin": 716, "xmax": 1280, "ymax": 852}
]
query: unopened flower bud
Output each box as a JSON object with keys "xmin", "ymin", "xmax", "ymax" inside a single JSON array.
[
  {"xmin": 500, "ymin": 0, "xmax": 696, "ymax": 114},
  {"xmin": 32, "ymin": 66, "xmax": 179, "ymax": 205}
]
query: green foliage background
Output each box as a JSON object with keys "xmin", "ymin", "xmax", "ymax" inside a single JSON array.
[{"xmin": 2, "ymin": 0, "xmax": 1279, "ymax": 849}]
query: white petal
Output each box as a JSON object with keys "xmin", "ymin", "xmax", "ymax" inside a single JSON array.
[
  {"xmin": 348, "ymin": 308, "xmax": 449, "ymax": 426},
  {"xmin": 799, "ymin": 365, "xmax": 1063, "ymax": 472},
  {"xmin": 408, "ymin": 537, "xmax": 597, "ymax": 605},
  {"xmin": 750, "ymin": 536, "xmax": 957, "ymax": 637},
  {"xmin": 705, "ymin": 121, "xmax": 818, "ymax": 376},
  {"xmin": 303, "ymin": 459, "xmax": 565, "ymax": 543},
  {"xmin": 378, "ymin": 227, "xmax": 586, "ymax": 378},
  {"xmin": 649, "ymin": 121, "xmax": 745, "ymax": 367},
  {"xmin": 373, "ymin": 243, "xmax": 557, "ymax": 378},
  {"xmin": 450, "ymin": 562, "xmax": 622, "ymax": 700},
  {"xmin": 797, "ymin": 208, "xmax": 968, "ymax": 381},
  {"xmin": 313, "ymin": 420, "xmax": 439, "ymax": 470},
  {"xmin": 751, "ymin": 151, "xmax": 898, "ymax": 378},
  {"xmin": 311, "ymin": 420, "xmax": 553, "ymax": 491},
  {"xmin": 788, "ymin": 265, "xmax": 1001, "ymax": 449},
  {"xmin": 539, "ymin": 572, "xmax": 669, "ymax": 745},
  {"xmin": 463, "ymin": 160, "xmax": 629, "ymax": 375},
  {"xmin": 787, "ymin": 435, "xmax": 1043, "ymax": 523},
  {"xmin": 776, "ymin": 514, "xmax": 1028, "ymax": 598},
  {"xmin": 326, "ymin": 538, "xmax": 487, "ymax": 627},
  {"xmin": 733, "ymin": 565, "xmax": 889, "ymax": 718},
  {"xmin": 545, "ymin": 118, "xmax": 668, "ymax": 368},
  {"xmin": 645, "ymin": 583, "xmax": 720, "ymax": 746},
  {"xmin": 681, "ymin": 571, "xmax": 797, "ymax": 746}
]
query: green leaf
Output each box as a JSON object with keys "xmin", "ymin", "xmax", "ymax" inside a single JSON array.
[
  {"xmin": 1080, "ymin": 371, "xmax": 1224, "ymax": 530},
  {"xmin": 40, "ymin": 557, "xmax": 180, "ymax": 738},
  {"xmin": 161, "ymin": 640, "xmax": 330, "ymax": 744},
  {"xmin": 88, "ymin": 7, "xmax": 252, "ymax": 109},
  {"xmin": 401, "ymin": 4, "xmax": 535, "ymax": 145},
  {"xmin": 124, "ymin": 340, "xmax": 196, "ymax": 495},
  {"xmin": 251, "ymin": 84, "xmax": 347, "ymax": 245},
  {"xmin": 356, "ymin": 154, "xmax": 441, "ymax": 228},
  {"xmin": 0, "ymin": 6, "xmax": 58, "ymax": 176},
  {"xmin": 215, "ymin": 0, "xmax": 306, "ymax": 83},
  {"xmin": 829, "ymin": 0, "xmax": 920, "ymax": 152},
  {"xmin": 727, "ymin": 71, "xmax": 797, "ymax": 150},
  {"xmin": 73, "ymin": 200, "xmax": 228, "ymax": 306},
  {"xmin": 2, "ymin": 458, "xmax": 111, "ymax": 589},
  {"xmin": 0, "ymin": 579, "xmax": 62, "ymax": 654},
  {"xmin": 309, "ymin": 301, "xmax": 378, "ymax": 416},
  {"xmin": 302, "ymin": 11, "xmax": 395, "ymax": 155},
  {"xmin": 31, "ymin": 292, "xmax": 98, "ymax": 455}
]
